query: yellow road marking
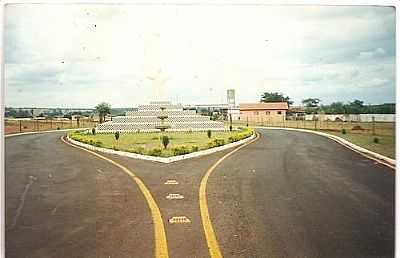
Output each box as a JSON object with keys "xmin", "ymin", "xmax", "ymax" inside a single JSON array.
[
  {"xmin": 61, "ymin": 136, "xmax": 169, "ymax": 258},
  {"xmin": 199, "ymin": 132, "xmax": 260, "ymax": 258}
]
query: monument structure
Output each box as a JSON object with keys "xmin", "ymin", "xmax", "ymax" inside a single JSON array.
[{"xmin": 96, "ymin": 101, "xmax": 225, "ymax": 133}]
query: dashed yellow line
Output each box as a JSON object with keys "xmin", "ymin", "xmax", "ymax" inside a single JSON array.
[
  {"xmin": 61, "ymin": 136, "xmax": 169, "ymax": 258},
  {"xmin": 199, "ymin": 132, "xmax": 260, "ymax": 258}
]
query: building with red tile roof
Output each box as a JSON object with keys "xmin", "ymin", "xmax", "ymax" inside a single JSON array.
[{"xmin": 239, "ymin": 102, "xmax": 288, "ymax": 123}]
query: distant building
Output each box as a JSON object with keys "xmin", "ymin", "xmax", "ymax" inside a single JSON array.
[
  {"xmin": 287, "ymin": 106, "xmax": 306, "ymax": 120},
  {"xmin": 239, "ymin": 102, "xmax": 289, "ymax": 123}
]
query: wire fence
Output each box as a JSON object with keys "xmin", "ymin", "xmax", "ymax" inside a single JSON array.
[
  {"xmin": 229, "ymin": 120, "xmax": 395, "ymax": 137},
  {"xmin": 5, "ymin": 119, "xmax": 98, "ymax": 135}
]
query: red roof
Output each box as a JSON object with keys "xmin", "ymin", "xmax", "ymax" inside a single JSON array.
[{"xmin": 240, "ymin": 102, "xmax": 288, "ymax": 110}]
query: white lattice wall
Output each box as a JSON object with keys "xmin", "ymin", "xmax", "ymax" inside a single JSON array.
[{"xmin": 96, "ymin": 101, "xmax": 225, "ymax": 133}]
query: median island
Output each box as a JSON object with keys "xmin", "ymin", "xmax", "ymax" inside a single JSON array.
[{"xmin": 68, "ymin": 127, "xmax": 254, "ymax": 157}]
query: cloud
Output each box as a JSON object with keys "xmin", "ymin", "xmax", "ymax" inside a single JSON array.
[{"xmin": 4, "ymin": 4, "xmax": 396, "ymax": 107}]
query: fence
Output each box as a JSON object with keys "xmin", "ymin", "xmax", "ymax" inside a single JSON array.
[
  {"xmin": 5, "ymin": 119, "xmax": 98, "ymax": 135},
  {"xmin": 229, "ymin": 120, "xmax": 395, "ymax": 137}
]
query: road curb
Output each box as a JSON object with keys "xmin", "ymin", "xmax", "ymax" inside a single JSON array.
[
  {"xmin": 256, "ymin": 126, "xmax": 395, "ymax": 169},
  {"xmin": 65, "ymin": 133, "xmax": 256, "ymax": 164},
  {"xmin": 5, "ymin": 128, "xmax": 90, "ymax": 138}
]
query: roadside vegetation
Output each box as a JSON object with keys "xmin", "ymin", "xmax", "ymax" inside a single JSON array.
[
  {"xmin": 68, "ymin": 127, "xmax": 254, "ymax": 157},
  {"xmin": 323, "ymin": 131, "xmax": 395, "ymax": 159}
]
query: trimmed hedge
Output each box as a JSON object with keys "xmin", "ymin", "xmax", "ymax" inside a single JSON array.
[
  {"xmin": 172, "ymin": 146, "xmax": 191, "ymax": 156},
  {"xmin": 148, "ymin": 148, "xmax": 162, "ymax": 156},
  {"xmin": 69, "ymin": 128, "xmax": 254, "ymax": 157}
]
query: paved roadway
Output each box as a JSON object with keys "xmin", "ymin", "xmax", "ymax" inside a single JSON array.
[{"xmin": 5, "ymin": 128, "xmax": 394, "ymax": 257}]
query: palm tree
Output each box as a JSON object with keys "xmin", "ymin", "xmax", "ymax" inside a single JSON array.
[{"xmin": 95, "ymin": 102, "xmax": 111, "ymax": 123}]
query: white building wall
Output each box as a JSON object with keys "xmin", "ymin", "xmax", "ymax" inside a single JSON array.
[{"xmin": 305, "ymin": 114, "xmax": 395, "ymax": 122}]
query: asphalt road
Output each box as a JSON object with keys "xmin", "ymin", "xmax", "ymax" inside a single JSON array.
[{"xmin": 5, "ymin": 129, "xmax": 394, "ymax": 257}]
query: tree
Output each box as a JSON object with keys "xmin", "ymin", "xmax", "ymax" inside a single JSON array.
[
  {"xmin": 346, "ymin": 99, "xmax": 364, "ymax": 114},
  {"xmin": 161, "ymin": 135, "xmax": 169, "ymax": 149},
  {"xmin": 114, "ymin": 131, "xmax": 120, "ymax": 148},
  {"xmin": 302, "ymin": 98, "xmax": 320, "ymax": 108},
  {"xmin": 95, "ymin": 102, "xmax": 111, "ymax": 123},
  {"xmin": 260, "ymin": 92, "xmax": 293, "ymax": 106}
]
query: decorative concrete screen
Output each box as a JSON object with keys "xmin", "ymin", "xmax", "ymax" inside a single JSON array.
[{"xmin": 96, "ymin": 101, "xmax": 226, "ymax": 133}]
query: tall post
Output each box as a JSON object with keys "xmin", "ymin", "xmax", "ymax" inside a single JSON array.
[
  {"xmin": 19, "ymin": 120, "xmax": 22, "ymax": 132},
  {"xmin": 372, "ymin": 116, "xmax": 376, "ymax": 136},
  {"xmin": 229, "ymin": 114, "xmax": 233, "ymax": 131},
  {"xmin": 314, "ymin": 117, "xmax": 317, "ymax": 130}
]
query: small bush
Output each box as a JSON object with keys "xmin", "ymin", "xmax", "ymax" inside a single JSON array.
[
  {"xmin": 207, "ymin": 129, "xmax": 212, "ymax": 139},
  {"xmin": 373, "ymin": 137, "xmax": 379, "ymax": 144},
  {"xmin": 92, "ymin": 128, "xmax": 96, "ymax": 135},
  {"xmin": 56, "ymin": 127, "xmax": 60, "ymax": 130},
  {"xmin": 352, "ymin": 125, "xmax": 363, "ymax": 130},
  {"xmin": 148, "ymin": 148, "xmax": 162, "ymax": 156},
  {"xmin": 115, "ymin": 131, "xmax": 120, "ymax": 141},
  {"xmin": 191, "ymin": 145, "xmax": 199, "ymax": 152},
  {"xmin": 208, "ymin": 138, "xmax": 225, "ymax": 148},
  {"xmin": 161, "ymin": 135, "xmax": 170, "ymax": 149},
  {"xmin": 341, "ymin": 129, "xmax": 347, "ymax": 134},
  {"xmin": 129, "ymin": 146, "xmax": 145, "ymax": 155},
  {"xmin": 228, "ymin": 136, "xmax": 237, "ymax": 143},
  {"xmin": 229, "ymin": 125, "xmax": 233, "ymax": 131},
  {"xmin": 172, "ymin": 146, "xmax": 191, "ymax": 156}
]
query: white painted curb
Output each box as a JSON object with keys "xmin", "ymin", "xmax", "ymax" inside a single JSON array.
[
  {"xmin": 66, "ymin": 133, "xmax": 256, "ymax": 164},
  {"xmin": 5, "ymin": 128, "xmax": 90, "ymax": 138},
  {"xmin": 257, "ymin": 126, "xmax": 395, "ymax": 169}
]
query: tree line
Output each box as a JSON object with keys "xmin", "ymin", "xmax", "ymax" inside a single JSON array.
[{"xmin": 260, "ymin": 92, "xmax": 395, "ymax": 114}]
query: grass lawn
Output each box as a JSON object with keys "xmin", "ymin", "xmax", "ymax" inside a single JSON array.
[
  {"xmin": 69, "ymin": 128, "xmax": 253, "ymax": 157},
  {"xmin": 323, "ymin": 131, "xmax": 395, "ymax": 159}
]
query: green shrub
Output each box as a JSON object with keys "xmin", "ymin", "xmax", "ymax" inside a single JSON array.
[
  {"xmin": 148, "ymin": 148, "xmax": 162, "ymax": 156},
  {"xmin": 191, "ymin": 145, "xmax": 199, "ymax": 152},
  {"xmin": 373, "ymin": 137, "xmax": 379, "ymax": 144},
  {"xmin": 352, "ymin": 125, "xmax": 363, "ymax": 130},
  {"xmin": 128, "ymin": 146, "xmax": 145, "ymax": 155},
  {"xmin": 115, "ymin": 131, "xmax": 120, "ymax": 141},
  {"xmin": 229, "ymin": 125, "xmax": 233, "ymax": 131},
  {"xmin": 208, "ymin": 138, "xmax": 225, "ymax": 148},
  {"xmin": 92, "ymin": 128, "xmax": 96, "ymax": 135},
  {"xmin": 57, "ymin": 127, "xmax": 60, "ymax": 130},
  {"xmin": 94, "ymin": 141, "xmax": 102, "ymax": 147},
  {"xmin": 172, "ymin": 146, "xmax": 191, "ymax": 156},
  {"xmin": 228, "ymin": 136, "xmax": 237, "ymax": 143},
  {"xmin": 207, "ymin": 130, "xmax": 212, "ymax": 139},
  {"xmin": 341, "ymin": 129, "xmax": 347, "ymax": 134},
  {"xmin": 161, "ymin": 135, "xmax": 170, "ymax": 149}
]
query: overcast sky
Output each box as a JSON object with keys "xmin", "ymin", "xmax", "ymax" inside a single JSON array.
[{"xmin": 5, "ymin": 4, "xmax": 396, "ymax": 108}]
